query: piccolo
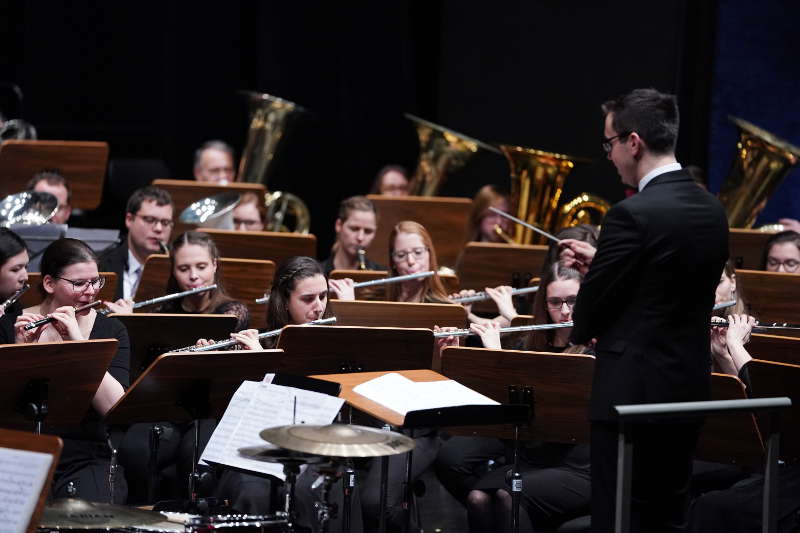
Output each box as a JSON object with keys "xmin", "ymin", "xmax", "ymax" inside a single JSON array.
[
  {"xmin": 0, "ymin": 282, "xmax": 30, "ymax": 311},
  {"xmin": 255, "ymin": 271, "xmax": 436, "ymax": 304},
  {"xmin": 180, "ymin": 317, "xmax": 338, "ymax": 352},
  {"xmin": 434, "ymin": 321, "xmax": 574, "ymax": 338},
  {"xmin": 100, "ymin": 284, "xmax": 218, "ymax": 315},
  {"xmin": 710, "ymin": 321, "xmax": 800, "ymax": 332},
  {"xmin": 23, "ymin": 300, "xmax": 103, "ymax": 331},
  {"xmin": 451, "ymin": 285, "xmax": 539, "ymax": 304}
]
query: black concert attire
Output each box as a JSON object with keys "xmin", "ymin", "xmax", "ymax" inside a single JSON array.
[
  {"xmin": 98, "ymin": 241, "xmax": 130, "ymax": 301},
  {"xmin": 320, "ymin": 255, "xmax": 387, "ymax": 276},
  {"xmin": 157, "ymin": 298, "xmax": 250, "ymax": 330},
  {"xmin": 0, "ymin": 311, "xmax": 131, "ymax": 503},
  {"xmin": 570, "ymin": 168, "xmax": 728, "ymax": 532}
]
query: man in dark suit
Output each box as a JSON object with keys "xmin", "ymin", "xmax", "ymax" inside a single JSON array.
[
  {"xmin": 566, "ymin": 88, "xmax": 729, "ymax": 532},
  {"xmin": 100, "ymin": 186, "xmax": 173, "ymax": 307}
]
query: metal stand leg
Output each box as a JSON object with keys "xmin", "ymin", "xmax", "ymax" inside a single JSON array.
[
  {"xmin": 379, "ymin": 425, "xmax": 391, "ymax": 533},
  {"xmin": 343, "ymin": 461, "xmax": 356, "ymax": 533},
  {"xmin": 403, "ymin": 429, "xmax": 415, "ymax": 533},
  {"xmin": 188, "ymin": 419, "xmax": 200, "ymax": 505},
  {"xmin": 148, "ymin": 424, "xmax": 163, "ymax": 503},
  {"xmin": 510, "ymin": 425, "xmax": 522, "ymax": 533},
  {"xmin": 762, "ymin": 413, "xmax": 781, "ymax": 533},
  {"xmin": 106, "ymin": 434, "xmax": 118, "ymax": 504},
  {"xmin": 615, "ymin": 423, "xmax": 633, "ymax": 533}
]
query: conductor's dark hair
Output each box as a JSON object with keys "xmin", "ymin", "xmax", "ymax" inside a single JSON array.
[
  {"xmin": 601, "ymin": 88, "xmax": 679, "ymax": 155},
  {"xmin": 762, "ymin": 230, "xmax": 800, "ymax": 270},
  {"xmin": 39, "ymin": 238, "xmax": 98, "ymax": 296},
  {"xmin": 0, "ymin": 228, "xmax": 27, "ymax": 268},
  {"xmin": 266, "ymin": 256, "xmax": 330, "ymax": 332},
  {"xmin": 126, "ymin": 186, "xmax": 173, "ymax": 215}
]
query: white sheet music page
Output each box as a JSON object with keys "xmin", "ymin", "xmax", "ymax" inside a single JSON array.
[
  {"xmin": 201, "ymin": 381, "xmax": 344, "ymax": 480},
  {"xmin": 352, "ymin": 372, "xmax": 498, "ymax": 415},
  {"xmin": 0, "ymin": 446, "xmax": 53, "ymax": 533}
]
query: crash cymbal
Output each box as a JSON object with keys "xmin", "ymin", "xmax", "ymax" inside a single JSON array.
[
  {"xmin": 259, "ymin": 423, "xmax": 415, "ymax": 458},
  {"xmin": 40, "ymin": 498, "xmax": 163, "ymax": 529},
  {"xmin": 237, "ymin": 444, "xmax": 327, "ymax": 466}
]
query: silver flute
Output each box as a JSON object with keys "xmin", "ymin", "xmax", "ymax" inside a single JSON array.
[
  {"xmin": 0, "ymin": 282, "xmax": 30, "ymax": 312},
  {"xmin": 100, "ymin": 284, "xmax": 218, "ymax": 315},
  {"xmin": 180, "ymin": 317, "xmax": 338, "ymax": 352},
  {"xmin": 434, "ymin": 321, "xmax": 574, "ymax": 338},
  {"xmin": 451, "ymin": 285, "xmax": 539, "ymax": 304},
  {"xmin": 255, "ymin": 271, "xmax": 435, "ymax": 304}
]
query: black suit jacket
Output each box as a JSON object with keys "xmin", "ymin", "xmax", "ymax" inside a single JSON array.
[
  {"xmin": 570, "ymin": 170, "xmax": 728, "ymax": 421},
  {"xmin": 99, "ymin": 241, "xmax": 129, "ymax": 301}
]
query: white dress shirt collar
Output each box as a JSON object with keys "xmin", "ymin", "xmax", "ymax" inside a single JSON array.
[{"xmin": 638, "ymin": 162, "xmax": 682, "ymax": 192}]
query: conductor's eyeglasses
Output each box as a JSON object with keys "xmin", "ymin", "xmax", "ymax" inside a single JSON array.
[
  {"xmin": 602, "ymin": 132, "xmax": 631, "ymax": 154},
  {"xmin": 546, "ymin": 296, "xmax": 577, "ymax": 309},
  {"xmin": 392, "ymin": 247, "xmax": 428, "ymax": 262},
  {"xmin": 766, "ymin": 257, "xmax": 800, "ymax": 272},
  {"xmin": 136, "ymin": 214, "xmax": 174, "ymax": 228},
  {"xmin": 56, "ymin": 276, "xmax": 106, "ymax": 292}
]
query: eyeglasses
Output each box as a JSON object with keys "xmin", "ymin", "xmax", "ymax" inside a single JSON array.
[
  {"xmin": 392, "ymin": 247, "xmax": 428, "ymax": 262},
  {"xmin": 601, "ymin": 131, "xmax": 631, "ymax": 154},
  {"xmin": 546, "ymin": 295, "xmax": 578, "ymax": 310},
  {"xmin": 766, "ymin": 257, "xmax": 800, "ymax": 272},
  {"xmin": 56, "ymin": 276, "xmax": 106, "ymax": 292},
  {"xmin": 135, "ymin": 214, "xmax": 174, "ymax": 228}
]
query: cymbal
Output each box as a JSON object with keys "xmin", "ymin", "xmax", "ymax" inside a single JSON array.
[
  {"xmin": 40, "ymin": 498, "xmax": 164, "ymax": 529},
  {"xmin": 259, "ymin": 423, "xmax": 415, "ymax": 458},
  {"xmin": 238, "ymin": 444, "xmax": 328, "ymax": 466}
]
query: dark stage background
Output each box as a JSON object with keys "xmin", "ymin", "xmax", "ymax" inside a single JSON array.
[{"xmin": 1, "ymin": 0, "xmax": 798, "ymax": 255}]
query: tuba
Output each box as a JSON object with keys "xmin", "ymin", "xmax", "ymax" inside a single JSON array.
[
  {"xmin": 405, "ymin": 113, "xmax": 500, "ymax": 196},
  {"xmin": 237, "ymin": 90, "xmax": 311, "ymax": 233},
  {"xmin": 501, "ymin": 145, "xmax": 610, "ymax": 245},
  {"xmin": 718, "ymin": 116, "xmax": 800, "ymax": 228}
]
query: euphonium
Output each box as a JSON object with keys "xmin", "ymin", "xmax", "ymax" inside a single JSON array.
[
  {"xmin": 237, "ymin": 90, "xmax": 311, "ymax": 233},
  {"xmin": 718, "ymin": 116, "xmax": 800, "ymax": 229},
  {"xmin": 405, "ymin": 113, "xmax": 500, "ymax": 196},
  {"xmin": 501, "ymin": 145, "xmax": 610, "ymax": 245}
]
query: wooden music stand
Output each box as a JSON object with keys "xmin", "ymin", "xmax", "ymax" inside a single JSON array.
[
  {"xmin": 276, "ymin": 325, "xmax": 436, "ymax": 375},
  {"xmin": 366, "ymin": 195, "xmax": 473, "ymax": 268},
  {"xmin": 151, "ymin": 179, "xmax": 267, "ymax": 236},
  {"xmin": 0, "ymin": 428, "xmax": 63, "ymax": 533},
  {"xmin": 736, "ymin": 269, "xmax": 800, "ymax": 328},
  {"xmin": 0, "ymin": 140, "xmax": 109, "ymax": 210},
  {"xmin": 747, "ymin": 333, "xmax": 800, "ymax": 366},
  {"xmin": 135, "ymin": 254, "xmax": 275, "ymax": 328},
  {"xmin": 729, "ymin": 228, "xmax": 774, "ymax": 270},
  {"xmin": 0, "ymin": 340, "xmax": 118, "ymax": 432},
  {"xmin": 742, "ymin": 359, "xmax": 800, "ymax": 462},
  {"xmin": 329, "ymin": 300, "xmax": 467, "ymax": 330},
  {"xmin": 329, "ymin": 269, "xmax": 390, "ymax": 300},
  {"xmin": 110, "ymin": 313, "xmax": 239, "ymax": 382},
  {"xmin": 105, "ymin": 349, "xmax": 286, "ymax": 425},
  {"xmin": 200, "ymin": 228, "xmax": 316, "ymax": 264},
  {"xmin": 21, "ymin": 272, "xmax": 118, "ymax": 309}
]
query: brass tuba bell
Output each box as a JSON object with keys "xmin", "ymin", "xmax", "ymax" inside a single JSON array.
[
  {"xmin": 405, "ymin": 113, "xmax": 500, "ymax": 196},
  {"xmin": 501, "ymin": 145, "xmax": 610, "ymax": 244},
  {"xmin": 237, "ymin": 90, "xmax": 311, "ymax": 233},
  {"xmin": 718, "ymin": 116, "xmax": 800, "ymax": 228}
]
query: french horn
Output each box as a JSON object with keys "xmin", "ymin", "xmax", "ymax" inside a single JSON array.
[
  {"xmin": 718, "ymin": 116, "xmax": 800, "ymax": 229},
  {"xmin": 501, "ymin": 145, "xmax": 610, "ymax": 245},
  {"xmin": 405, "ymin": 113, "xmax": 500, "ymax": 196},
  {"xmin": 237, "ymin": 90, "xmax": 311, "ymax": 233}
]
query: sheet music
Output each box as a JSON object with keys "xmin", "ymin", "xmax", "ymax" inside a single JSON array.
[
  {"xmin": 0, "ymin": 446, "xmax": 54, "ymax": 533},
  {"xmin": 352, "ymin": 372, "xmax": 498, "ymax": 415},
  {"xmin": 201, "ymin": 381, "xmax": 344, "ymax": 480}
]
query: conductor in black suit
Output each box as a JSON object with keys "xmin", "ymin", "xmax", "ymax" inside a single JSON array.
[
  {"xmin": 100, "ymin": 186, "xmax": 174, "ymax": 308},
  {"xmin": 566, "ymin": 89, "xmax": 728, "ymax": 532}
]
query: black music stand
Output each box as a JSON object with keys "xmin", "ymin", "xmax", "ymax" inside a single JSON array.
[
  {"xmin": 105, "ymin": 348, "xmax": 287, "ymax": 512},
  {"xmin": 111, "ymin": 313, "xmax": 239, "ymax": 381},
  {"xmin": 0, "ymin": 340, "xmax": 118, "ymax": 434}
]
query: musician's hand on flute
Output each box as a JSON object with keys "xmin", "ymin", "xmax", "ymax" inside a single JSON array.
[
  {"xmin": 559, "ymin": 239, "xmax": 596, "ymax": 274},
  {"xmin": 434, "ymin": 325, "xmax": 460, "ymax": 352},
  {"xmin": 104, "ymin": 298, "xmax": 134, "ymax": 314},
  {"xmin": 195, "ymin": 338, "xmax": 216, "ymax": 348},
  {"xmin": 230, "ymin": 329, "xmax": 262, "ymax": 351},
  {"xmin": 14, "ymin": 312, "xmax": 46, "ymax": 343},
  {"xmin": 48, "ymin": 305, "xmax": 86, "ymax": 341},
  {"xmin": 450, "ymin": 289, "xmax": 477, "ymax": 313},
  {"xmin": 725, "ymin": 314, "xmax": 757, "ymax": 349},
  {"xmin": 470, "ymin": 321, "xmax": 502, "ymax": 349},
  {"xmin": 328, "ymin": 278, "xmax": 355, "ymax": 301},
  {"xmin": 485, "ymin": 285, "xmax": 518, "ymax": 323}
]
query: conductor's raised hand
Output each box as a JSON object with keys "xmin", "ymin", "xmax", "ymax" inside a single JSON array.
[
  {"xmin": 559, "ymin": 239, "xmax": 597, "ymax": 274},
  {"xmin": 328, "ymin": 278, "xmax": 355, "ymax": 301}
]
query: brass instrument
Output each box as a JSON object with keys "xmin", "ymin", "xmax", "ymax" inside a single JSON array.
[
  {"xmin": 237, "ymin": 91, "xmax": 311, "ymax": 234},
  {"xmin": 718, "ymin": 116, "xmax": 800, "ymax": 228},
  {"xmin": 0, "ymin": 118, "xmax": 37, "ymax": 141},
  {"xmin": 405, "ymin": 113, "xmax": 501, "ymax": 196},
  {"xmin": 501, "ymin": 145, "xmax": 610, "ymax": 245},
  {"xmin": 357, "ymin": 248, "xmax": 367, "ymax": 270},
  {"xmin": 0, "ymin": 191, "xmax": 58, "ymax": 227},
  {"xmin": 179, "ymin": 192, "xmax": 240, "ymax": 230}
]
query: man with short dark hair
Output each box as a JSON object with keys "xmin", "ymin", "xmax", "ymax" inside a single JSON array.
[
  {"xmin": 567, "ymin": 88, "xmax": 729, "ymax": 532},
  {"xmin": 193, "ymin": 140, "xmax": 236, "ymax": 184},
  {"xmin": 100, "ymin": 186, "xmax": 173, "ymax": 304},
  {"xmin": 27, "ymin": 171, "xmax": 72, "ymax": 224}
]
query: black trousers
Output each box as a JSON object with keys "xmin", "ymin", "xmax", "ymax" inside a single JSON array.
[
  {"xmin": 434, "ymin": 436, "xmax": 506, "ymax": 505},
  {"xmin": 591, "ymin": 420, "xmax": 702, "ymax": 533},
  {"xmin": 53, "ymin": 438, "xmax": 128, "ymax": 503}
]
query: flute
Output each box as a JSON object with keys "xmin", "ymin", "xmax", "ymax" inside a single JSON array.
[
  {"xmin": 434, "ymin": 321, "xmax": 574, "ymax": 338},
  {"xmin": 451, "ymin": 285, "xmax": 539, "ymax": 304},
  {"xmin": 711, "ymin": 321, "xmax": 800, "ymax": 332},
  {"xmin": 180, "ymin": 316, "xmax": 338, "ymax": 352},
  {"xmin": 23, "ymin": 300, "xmax": 103, "ymax": 331},
  {"xmin": 100, "ymin": 284, "xmax": 218, "ymax": 315},
  {"xmin": 255, "ymin": 271, "xmax": 436, "ymax": 304},
  {"xmin": 0, "ymin": 282, "xmax": 30, "ymax": 312}
]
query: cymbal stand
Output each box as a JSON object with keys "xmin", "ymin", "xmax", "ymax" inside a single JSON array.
[
  {"xmin": 343, "ymin": 459, "xmax": 356, "ymax": 533},
  {"xmin": 508, "ymin": 385, "xmax": 534, "ymax": 533},
  {"xmin": 18, "ymin": 378, "xmax": 49, "ymax": 434},
  {"xmin": 379, "ymin": 424, "xmax": 391, "ymax": 533}
]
